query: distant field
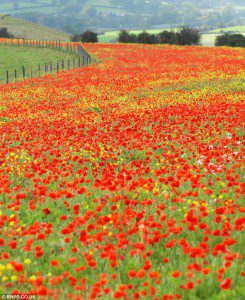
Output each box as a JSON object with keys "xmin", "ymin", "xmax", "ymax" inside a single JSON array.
[
  {"xmin": 0, "ymin": 44, "xmax": 79, "ymax": 83},
  {"xmin": 89, "ymin": 0, "xmax": 126, "ymax": 14},
  {"xmin": 0, "ymin": 0, "xmax": 124, "ymax": 15},
  {"xmin": 210, "ymin": 25, "xmax": 245, "ymax": 33},
  {"xmin": 0, "ymin": 14, "xmax": 70, "ymax": 41},
  {"xmin": 203, "ymin": 26, "xmax": 245, "ymax": 46},
  {"xmin": 201, "ymin": 34, "xmax": 217, "ymax": 47},
  {"xmin": 0, "ymin": 0, "xmax": 57, "ymax": 14},
  {"xmin": 99, "ymin": 26, "xmax": 245, "ymax": 46}
]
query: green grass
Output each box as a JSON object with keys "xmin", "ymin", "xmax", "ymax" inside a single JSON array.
[
  {"xmin": 0, "ymin": 44, "xmax": 79, "ymax": 83},
  {"xmin": 209, "ymin": 25, "xmax": 245, "ymax": 33},
  {"xmin": 201, "ymin": 34, "xmax": 218, "ymax": 47},
  {"xmin": 0, "ymin": 14, "xmax": 70, "ymax": 41}
]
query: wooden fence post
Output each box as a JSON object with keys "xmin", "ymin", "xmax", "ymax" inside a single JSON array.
[
  {"xmin": 22, "ymin": 66, "xmax": 25, "ymax": 79},
  {"xmin": 14, "ymin": 69, "xmax": 17, "ymax": 80},
  {"xmin": 62, "ymin": 59, "xmax": 64, "ymax": 70},
  {"xmin": 6, "ymin": 70, "xmax": 9, "ymax": 84},
  {"xmin": 68, "ymin": 59, "xmax": 70, "ymax": 70},
  {"xmin": 38, "ymin": 64, "xmax": 41, "ymax": 76},
  {"xmin": 30, "ymin": 66, "xmax": 33, "ymax": 78}
]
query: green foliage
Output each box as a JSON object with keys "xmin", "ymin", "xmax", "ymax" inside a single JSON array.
[
  {"xmin": 0, "ymin": 27, "xmax": 14, "ymax": 38},
  {"xmin": 118, "ymin": 30, "xmax": 138, "ymax": 43},
  {"xmin": 158, "ymin": 30, "xmax": 177, "ymax": 44},
  {"xmin": 72, "ymin": 30, "xmax": 98, "ymax": 43},
  {"xmin": 215, "ymin": 33, "xmax": 245, "ymax": 47},
  {"xmin": 137, "ymin": 31, "xmax": 158, "ymax": 44},
  {"xmin": 176, "ymin": 25, "xmax": 201, "ymax": 45},
  {"xmin": 118, "ymin": 26, "xmax": 200, "ymax": 46}
]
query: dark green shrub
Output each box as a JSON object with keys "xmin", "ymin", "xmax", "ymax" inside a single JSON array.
[
  {"xmin": 176, "ymin": 25, "xmax": 201, "ymax": 45},
  {"xmin": 137, "ymin": 31, "xmax": 158, "ymax": 44},
  {"xmin": 215, "ymin": 33, "xmax": 245, "ymax": 47},
  {"xmin": 72, "ymin": 30, "xmax": 98, "ymax": 43},
  {"xmin": 158, "ymin": 30, "xmax": 177, "ymax": 44},
  {"xmin": 0, "ymin": 27, "xmax": 13, "ymax": 38},
  {"xmin": 118, "ymin": 30, "xmax": 137, "ymax": 43}
]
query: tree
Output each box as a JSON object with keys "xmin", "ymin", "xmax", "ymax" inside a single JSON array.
[
  {"xmin": 137, "ymin": 31, "xmax": 158, "ymax": 44},
  {"xmin": 73, "ymin": 30, "xmax": 98, "ymax": 43},
  {"xmin": 158, "ymin": 30, "xmax": 177, "ymax": 44},
  {"xmin": 176, "ymin": 25, "xmax": 200, "ymax": 45},
  {"xmin": 0, "ymin": 27, "xmax": 13, "ymax": 38},
  {"xmin": 71, "ymin": 34, "xmax": 81, "ymax": 42},
  {"xmin": 215, "ymin": 33, "xmax": 245, "ymax": 47},
  {"xmin": 118, "ymin": 30, "xmax": 137, "ymax": 43}
]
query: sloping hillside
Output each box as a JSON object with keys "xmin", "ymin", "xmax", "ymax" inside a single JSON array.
[{"xmin": 0, "ymin": 14, "xmax": 70, "ymax": 41}]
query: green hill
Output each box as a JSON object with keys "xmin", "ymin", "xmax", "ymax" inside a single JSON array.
[{"xmin": 0, "ymin": 14, "xmax": 70, "ymax": 41}]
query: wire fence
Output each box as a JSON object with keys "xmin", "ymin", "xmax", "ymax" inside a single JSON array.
[{"xmin": 0, "ymin": 38, "xmax": 92, "ymax": 84}]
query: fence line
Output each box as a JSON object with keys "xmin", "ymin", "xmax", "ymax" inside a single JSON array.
[
  {"xmin": 0, "ymin": 38, "xmax": 92, "ymax": 84},
  {"xmin": 4, "ymin": 56, "xmax": 91, "ymax": 84},
  {"xmin": 0, "ymin": 38, "xmax": 84, "ymax": 54}
]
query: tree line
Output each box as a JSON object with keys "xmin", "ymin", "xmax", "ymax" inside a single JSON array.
[
  {"xmin": 1, "ymin": 27, "xmax": 244, "ymax": 47},
  {"xmin": 118, "ymin": 27, "xmax": 245, "ymax": 47},
  {"xmin": 118, "ymin": 26, "xmax": 200, "ymax": 45}
]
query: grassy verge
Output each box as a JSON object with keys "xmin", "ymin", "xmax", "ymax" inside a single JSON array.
[{"xmin": 0, "ymin": 44, "xmax": 80, "ymax": 83}]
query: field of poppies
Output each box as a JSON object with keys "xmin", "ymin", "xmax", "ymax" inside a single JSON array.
[{"xmin": 0, "ymin": 43, "xmax": 244, "ymax": 300}]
